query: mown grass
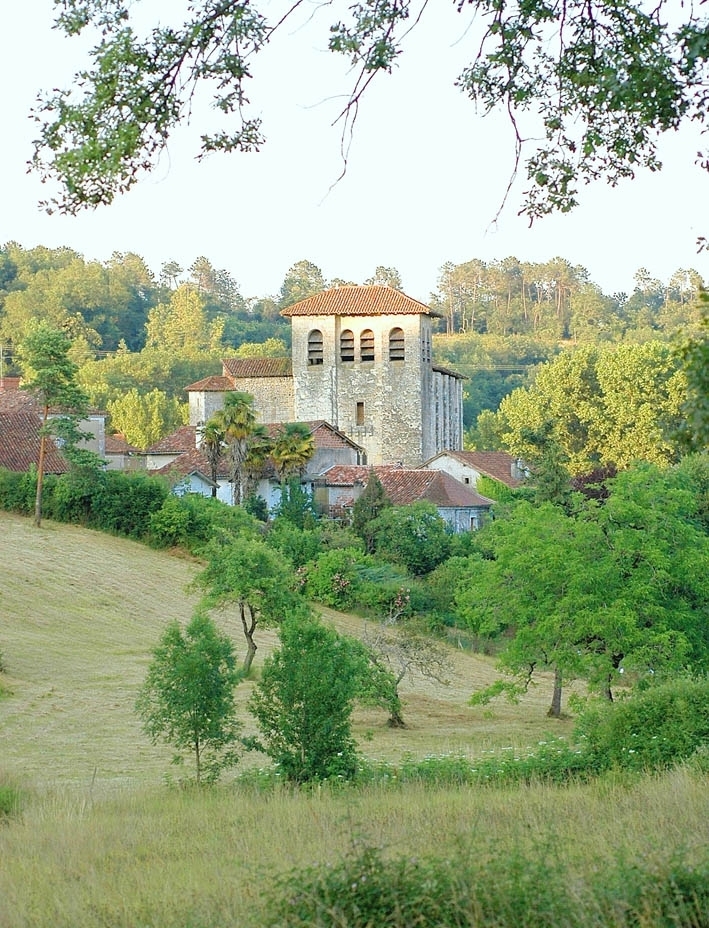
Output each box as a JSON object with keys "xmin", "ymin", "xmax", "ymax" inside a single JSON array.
[
  {"xmin": 0, "ymin": 511, "xmax": 572, "ymax": 794},
  {"xmin": 1, "ymin": 511, "xmax": 708, "ymax": 928}
]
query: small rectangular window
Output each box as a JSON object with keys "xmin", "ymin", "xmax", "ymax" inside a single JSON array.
[{"xmin": 356, "ymin": 402, "xmax": 365, "ymax": 426}]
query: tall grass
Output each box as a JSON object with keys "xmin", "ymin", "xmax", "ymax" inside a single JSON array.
[{"xmin": 1, "ymin": 769, "xmax": 707, "ymax": 928}]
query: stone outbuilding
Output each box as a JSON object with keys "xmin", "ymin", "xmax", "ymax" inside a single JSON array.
[{"xmin": 424, "ymin": 450, "xmax": 527, "ymax": 494}]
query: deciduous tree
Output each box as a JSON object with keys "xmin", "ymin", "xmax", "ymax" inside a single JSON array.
[
  {"xmin": 135, "ymin": 611, "xmax": 242, "ymax": 784},
  {"xmin": 248, "ymin": 615, "xmax": 372, "ymax": 782},
  {"xmin": 33, "ymin": 2, "xmax": 709, "ymax": 219},
  {"xmin": 195, "ymin": 535, "xmax": 301, "ymax": 674}
]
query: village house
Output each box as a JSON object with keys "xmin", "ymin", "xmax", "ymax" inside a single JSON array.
[
  {"xmin": 314, "ymin": 464, "xmax": 494, "ymax": 533},
  {"xmin": 146, "ymin": 420, "xmax": 366, "ymax": 509},
  {"xmin": 424, "ymin": 450, "xmax": 527, "ymax": 492},
  {"xmin": 0, "ymin": 377, "xmax": 106, "ymax": 473}
]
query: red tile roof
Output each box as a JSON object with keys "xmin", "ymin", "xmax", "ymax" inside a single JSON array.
[
  {"xmin": 105, "ymin": 433, "xmax": 142, "ymax": 455},
  {"xmin": 221, "ymin": 357, "xmax": 292, "ymax": 378},
  {"xmin": 185, "ymin": 375, "xmax": 236, "ymax": 392},
  {"xmin": 431, "ymin": 451, "xmax": 524, "ymax": 488},
  {"xmin": 321, "ymin": 465, "xmax": 493, "ymax": 508},
  {"xmin": 304, "ymin": 421, "xmax": 365, "ymax": 452},
  {"xmin": 146, "ymin": 426, "xmax": 199, "ymax": 454},
  {"xmin": 0, "ymin": 390, "xmax": 69, "ymax": 473},
  {"xmin": 281, "ymin": 285, "xmax": 442, "ymax": 318},
  {"xmin": 151, "ymin": 446, "xmax": 222, "ymax": 483}
]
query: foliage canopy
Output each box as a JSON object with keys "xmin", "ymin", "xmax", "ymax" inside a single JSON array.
[
  {"xmin": 135, "ymin": 611, "xmax": 242, "ymax": 784},
  {"xmin": 31, "ymin": 1, "xmax": 709, "ymax": 218}
]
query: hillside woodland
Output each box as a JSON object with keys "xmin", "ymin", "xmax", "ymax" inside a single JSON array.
[{"xmin": 0, "ymin": 243, "xmax": 706, "ymax": 448}]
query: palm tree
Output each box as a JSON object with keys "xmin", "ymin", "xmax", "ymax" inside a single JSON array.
[
  {"xmin": 243, "ymin": 424, "xmax": 273, "ymax": 503},
  {"xmin": 270, "ymin": 422, "xmax": 315, "ymax": 483},
  {"xmin": 213, "ymin": 392, "xmax": 257, "ymax": 505},
  {"xmin": 200, "ymin": 418, "xmax": 225, "ymax": 498}
]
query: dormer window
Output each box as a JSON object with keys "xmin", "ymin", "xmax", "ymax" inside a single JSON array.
[
  {"xmin": 340, "ymin": 329, "xmax": 355, "ymax": 362},
  {"xmin": 308, "ymin": 329, "xmax": 324, "ymax": 365},
  {"xmin": 360, "ymin": 329, "xmax": 375, "ymax": 362},
  {"xmin": 389, "ymin": 327, "xmax": 405, "ymax": 361}
]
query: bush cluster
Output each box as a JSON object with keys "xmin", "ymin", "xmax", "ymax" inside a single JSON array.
[
  {"xmin": 0, "ymin": 467, "xmax": 257, "ymax": 553},
  {"xmin": 0, "ymin": 467, "xmax": 168, "ymax": 538},
  {"xmin": 265, "ymin": 842, "xmax": 709, "ymax": 928},
  {"xmin": 576, "ymin": 677, "xmax": 709, "ymax": 773}
]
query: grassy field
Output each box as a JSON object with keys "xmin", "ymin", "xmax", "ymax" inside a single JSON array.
[
  {"xmin": 1, "ymin": 512, "xmax": 708, "ymax": 928},
  {"xmin": 0, "ymin": 511, "xmax": 574, "ymax": 794}
]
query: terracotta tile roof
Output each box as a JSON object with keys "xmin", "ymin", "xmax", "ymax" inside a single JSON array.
[
  {"xmin": 0, "ymin": 391, "xmax": 69, "ymax": 473},
  {"xmin": 281, "ymin": 285, "xmax": 442, "ymax": 318},
  {"xmin": 303, "ymin": 420, "xmax": 365, "ymax": 452},
  {"xmin": 151, "ymin": 446, "xmax": 222, "ymax": 483},
  {"xmin": 432, "ymin": 451, "xmax": 524, "ymax": 488},
  {"xmin": 320, "ymin": 465, "xmax": 493, "ymax": 508},
  {"xmin": 145, "ymin": 426, "xmax": 198, "ymax": 454},
  {"xmin": 185, "ymin": 375, "xmax": 236, "ymax": 392},
  {"xmin": 221, "ymin": 357, "xmax": 292, "ymax": 378},
  {"xmin": 105, "ymin": 433, "xmax": 142, "ymax": 455}
]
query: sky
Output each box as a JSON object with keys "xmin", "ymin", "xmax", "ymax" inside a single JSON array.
[{"xmin": 1, "ymin": 1, "xmax": 708, "ymax": 305}]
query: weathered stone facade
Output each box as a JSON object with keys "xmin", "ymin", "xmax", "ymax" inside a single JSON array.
[
  {"xmin": 284, "ymin": 286, "xmax": 463, "ymax": 467},
  {"xmin": 187, "ymin": 285, "xmax": 464, "ymax": 467}
]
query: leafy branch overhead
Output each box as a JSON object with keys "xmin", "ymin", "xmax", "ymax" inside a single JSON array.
[{"xmin": 33, "ymin": 1, "xmax": 709, "ymax": 217}]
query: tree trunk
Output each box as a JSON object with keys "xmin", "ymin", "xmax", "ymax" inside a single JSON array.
[
  {"xmin": 547, "ymin": 665, "xmax": 563, "ymax": 718},
  {"xmin": 34, "ymin": 406, "xmax": 49, "ymax": 528},
  {"xmin": 603, "ymin": 674, "xmax": 614, "ymax": 702},
  {"xmin": 240, "ymin": 602, "xmax": 257, "ymax": 675}
]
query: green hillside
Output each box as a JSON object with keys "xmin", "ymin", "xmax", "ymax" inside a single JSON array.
[
  {"xmin": 1, "ymin": 513, "xmax": 708, "ymax": 928},
  {"xmin": 0, "ymin": 511, "xmax": 566, "ymax": 796}
]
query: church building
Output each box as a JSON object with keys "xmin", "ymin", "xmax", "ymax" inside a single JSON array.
[{"xmin": 187, "ymin": 285, "xmax": 464, "ymax": 468}]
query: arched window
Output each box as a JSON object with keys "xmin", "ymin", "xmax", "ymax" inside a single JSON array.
[
  {"xmin": 389, "ymin": 327, "xmax": 405, "ymax": 361},
  {"xmin": 360, "ymin": 329, "xmax": 375, "ymax": 362},
  {"xmin": 307, "ymin": 329, "xmax": 324, "ymax": 365},
  {"xmin": 340, "ymin": 329, "xmax": 354, "ymax": 362}
]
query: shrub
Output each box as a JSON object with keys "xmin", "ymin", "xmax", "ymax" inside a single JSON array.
[
  {"xmin": 50, "ymin": 467, "xmax": 106, "ymax": 525},
  {"xmin": 148, "ymin": 495, "xmax": 194, "ymax": 548},
  {"xmin": 248, "ymin": 616, "xmax": 370, "ymax": 783},
  {"xmin": 266, "ymin": 842, "xmax": 709, "ymax": 928},
  {"xmin": 370, "ymin": 502, "xmax": 452, "ymax": 575},
  {"xmin": 575, "ymin": 677, "xmax": 709, "ymax": 773},
  {"xmin": 93, "ymin": 471, "xmax": 169, "ymax": 537},
  {"xmin": 0, "ymin": 467, "xmax": 35, "ymax": 514},
  {"xmin": 303, "ymin": 547, "xmax": 364, "ymax": 608},
  {"xmin": 264, "ymin": 520, "xmax": 323, "ymax": 569}
]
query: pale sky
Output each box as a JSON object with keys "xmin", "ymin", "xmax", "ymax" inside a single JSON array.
[{"xmin": 2, "ymin": 1, "xmax": 708, "ymax": 304}]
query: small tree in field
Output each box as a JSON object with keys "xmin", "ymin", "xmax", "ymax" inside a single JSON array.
[
  {"xmin": 17, "ymin": 322, "xmax": 94, "ymax": 527},
  {"xmin": 194, "ymin": 535, "xmax": 301, "ymax": 675},
  {"xmin": 135, "ymin": 612, "xmax": 241, "ymax": 784},
  {"xmin": 248, "ymin": 615, "xmax": 376, "ymax": 783}
]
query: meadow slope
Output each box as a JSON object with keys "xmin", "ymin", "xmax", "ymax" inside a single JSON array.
[{"xmin": 0, "ymin": 511, "xmax": 568, "ymax": 795}]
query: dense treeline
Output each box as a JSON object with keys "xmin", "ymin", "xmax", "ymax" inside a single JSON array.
[
  {"xmin": 1, "ymin": 242, "xmax": 705, "ymax": 447},
  {"xmin": 431, "ymin": 258, "xmax": 704, "ymax": 340}
]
